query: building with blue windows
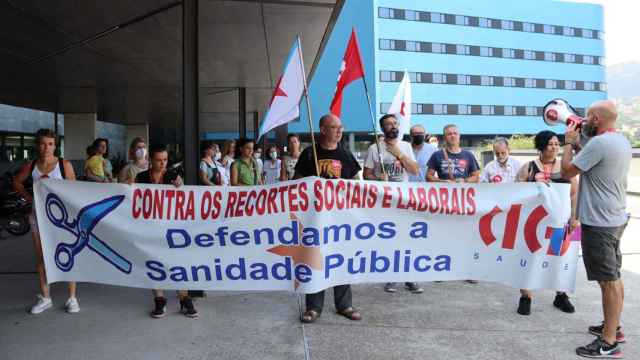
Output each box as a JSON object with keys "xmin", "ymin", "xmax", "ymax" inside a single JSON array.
[{"xmin": 290, "ymin": 0, "xmax": 605, "ymax": 145}]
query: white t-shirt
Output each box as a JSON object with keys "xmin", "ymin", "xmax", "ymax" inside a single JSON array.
[{"xmin": 364, "ymin": 140, "xmax": 416, "ymax": 182}]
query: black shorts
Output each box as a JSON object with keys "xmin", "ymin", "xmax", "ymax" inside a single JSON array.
[{"xmin": 581, "ymin": 224, "xmax": 627, "ymax": 282}]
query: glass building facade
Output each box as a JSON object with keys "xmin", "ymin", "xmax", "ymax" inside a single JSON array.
[{"xmin": 290, "ymin": 0, "xmax": 605, "ymax": 141}]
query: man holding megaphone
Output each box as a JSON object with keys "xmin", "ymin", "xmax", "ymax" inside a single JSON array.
[
  {"xmin": 543, "ymin": 98, "xmax": 600, "ymax": 150},
  {"xmin": 559, "ymin": 100, "xmax": 631, "ymax": 358}
]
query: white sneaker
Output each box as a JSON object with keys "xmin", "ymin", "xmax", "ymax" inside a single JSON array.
[
  {"xmin": 64, "ymin": 297, "xmax": 80, "ymax": 313},
  {"xmin": 30, "ymin": 295, "xmax": 52, "ymax": 314}
]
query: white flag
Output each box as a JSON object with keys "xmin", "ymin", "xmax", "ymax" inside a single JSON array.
[
  {"xmin": 387, "ymin": 70, "xmax": 412, "ymax": 137},
  {"xmin": 258, "ymin": 37, "xmax": 305, "ymax": 139}
]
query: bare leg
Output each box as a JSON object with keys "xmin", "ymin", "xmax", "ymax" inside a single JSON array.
[
  {"xmin": 520, "ymin": 289, "xmax": 532, "ymax": 298},
  {"xmin": 153, "ymin": 289, "xmax": 164, "ymax": 298},
  {"xmin": 31, "ymin": 231, "xmax": 50, "ymax": 298},
  {"xmin": 68, "ymin": 282, "xmax": 77, "ymax": 298},
  {"xmin": 599, "ymin": 279, "xmax": 624, "ymax": 344}
]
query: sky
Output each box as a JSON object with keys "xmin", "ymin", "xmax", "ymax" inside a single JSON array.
[{"xmin": 566, "ymin": 0, "xmax": 640, "ymax": 66}]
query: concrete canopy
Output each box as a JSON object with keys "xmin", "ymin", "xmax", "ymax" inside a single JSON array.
[{"xmin": 0, "ymin": 0, "xmax": 338, "ymax": 139}]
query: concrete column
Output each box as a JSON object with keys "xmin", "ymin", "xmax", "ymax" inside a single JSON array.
[
  {"xmin": 183, "ymin": 0, "xmax": 200, "ymax": 186},
  {"xmin": 63, "ymin": 113, "xmax": 97, "ymax": 161},
  {"xmin": 125, "ymin": 124, "xmax": 149, "ymax": 161}
]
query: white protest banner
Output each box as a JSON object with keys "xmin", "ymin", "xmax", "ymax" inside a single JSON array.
[{"xmin": 34, "ymin": 178, "xmax": 578, "ymax": 293}]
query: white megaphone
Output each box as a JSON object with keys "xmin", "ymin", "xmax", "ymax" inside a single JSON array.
[{"xmin": 542, "ymin": 98, "xmax": 584, "ymax": 129}]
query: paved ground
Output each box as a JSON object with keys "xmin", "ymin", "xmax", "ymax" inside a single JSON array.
[{"xmin": 1, "ymin": 198, "xmax": 639, "ymax": 360}]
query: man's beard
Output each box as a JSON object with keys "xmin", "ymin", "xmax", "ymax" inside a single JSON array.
[{"xmin": 582, "ymin": 123, "xmax": 597, "ymax": 137}]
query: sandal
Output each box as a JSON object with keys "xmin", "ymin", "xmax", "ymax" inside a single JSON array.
[
  {"xmin": 337, "ymin": 307, "xmax": 362, "ymax": 321},
  {"xmin": 301, "ymin": 309, "xmax": 320, "ymax": 323}
]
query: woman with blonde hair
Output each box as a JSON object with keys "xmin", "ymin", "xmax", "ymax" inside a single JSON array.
[
  {"xmin": 14, "ymin": 129, "xmax": 79, "ymax": 314},
  {"xmin": 221, "ymin": 139, "xmax": 236, "ymax": 185}
]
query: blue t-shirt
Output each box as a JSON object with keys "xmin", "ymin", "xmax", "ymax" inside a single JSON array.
[{"xmin": 427, "ymin": 149, "xmax": 480, "ymax": 180}]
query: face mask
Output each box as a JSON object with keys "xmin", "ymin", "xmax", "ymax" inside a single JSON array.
[
  {"xmin": 411, "ymin": 135, "xmax": 425, "ymax": 146},
  {"xmin": 135, "ymin": 148, "xmax": 146, "ymax": 160},
  {"xmin": 270, "ymin": 152, "xmax": 278, "ymax": 160},
  {"xmin": 254, "ymin": 152, "xmax": 261, "ymax": 160},
  {"xmin": 214, "ymin": 152, "xmax": 221, "ymax": 161},
  {"xmin": 384, "ymin": 127, "xmax": 399, "ymax": 139}
]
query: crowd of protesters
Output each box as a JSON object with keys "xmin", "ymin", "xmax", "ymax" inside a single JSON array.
[{"xmin": 12, "ymin": 99, "xmax": 630, "ymax": 358}]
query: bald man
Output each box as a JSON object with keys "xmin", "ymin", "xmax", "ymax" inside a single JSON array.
[
  {"xmin": 562, "ymin": 100, "xmax": 631, "ymax": 358},
  {"xmin": 294, "ymin": 114, "xmax": 362, "ymax": 323}
]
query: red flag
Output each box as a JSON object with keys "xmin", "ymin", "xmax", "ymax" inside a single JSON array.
[{"xmin": 329, "ymin": 28, "xmax": 365, "ymax": 117}]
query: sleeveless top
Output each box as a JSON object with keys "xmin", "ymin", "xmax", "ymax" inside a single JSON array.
[
  {"xmin": 232, "ymin": 158, "xmax": 259, "ymax": 186},
  {"xmin": 525, "ymin": 159, "xmax": 569, "ymax": 184},
  {"xmin": 32, "ymin": 159, "xmax": 64, "ymax": 183}
]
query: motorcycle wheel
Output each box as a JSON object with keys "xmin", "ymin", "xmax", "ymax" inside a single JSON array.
[{"xmin": 6, "ymin": 215, "xmax": 30, "ymax": 236}]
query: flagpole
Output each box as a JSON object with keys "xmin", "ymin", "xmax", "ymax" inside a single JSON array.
[
  {"xmin": 360, "ymin": 74, "xmax": 388, "ymax": 179},
  {"xmin": 297, "ymin": 36, "xmax": 320, "ymax": 177}
]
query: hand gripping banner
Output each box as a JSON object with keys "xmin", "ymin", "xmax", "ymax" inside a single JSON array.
[{"xmin": 34, "ymin": 178, "xmax": 578, "ymax": 293}]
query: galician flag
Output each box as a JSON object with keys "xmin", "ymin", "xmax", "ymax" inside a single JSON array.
[
  {"xmin": 386, "ymin": 70, "xmax": 412, "ymax": 136},
  {"xmin": 258, "ymin": 37, "xmax": 305, "ymax": 139}
]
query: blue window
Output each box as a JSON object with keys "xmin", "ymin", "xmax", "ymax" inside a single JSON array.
[
  {"xmin": 480, "ymin": 47, "xmax": 493, "ymax": 57},
  {"xmin": 481, "ymin": 105, "xmax": 494, "ymax": 115},
  {"xmin": 457, "ymin": 75, "xmax": 469, "ymax": 85},
  {"xmin": 431, "ymin": 12, "xmax": 444, "ymax": 23},
  {"xmin": 432, "ymin": 43, "xmax": 445, "ymax": 53},
  {"xmin": 405, "ymin": 10, "xmax": 418, "ymax": 21},
  {"xmin": 523, "ymin": 22, "xmax": 535, "ymax": 32},
  {"xmin": 456, "ymin": 44, "xmax": 470, "ymax": 55},
  {"xmin": 481, "ymin": 76, "xmax": 494, "ymax": 86},
  {"xmin": 479, "ymin": 18, "xmax": 491, "ymax": 28},
  {"xmin": 380, "ymin": 71, "xmax": 392, "ymax": 82},
  {"xmin": 455, "ymin": 15, "xmax": 468, "ymax": 26},
  {"xmin": 502, "ymin": 48, "xmax": 515, "ymax": 58},
  {"xmin": 379, "ymin": 39, "xmax": 393, "ymax": 50},
  {"xmin": 504, "ymin": 106, "xmax": 514, "ymax": 116},
  {"xmin": 501, "ymin": 20, "xmax": 514, "ymax": 30}
]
